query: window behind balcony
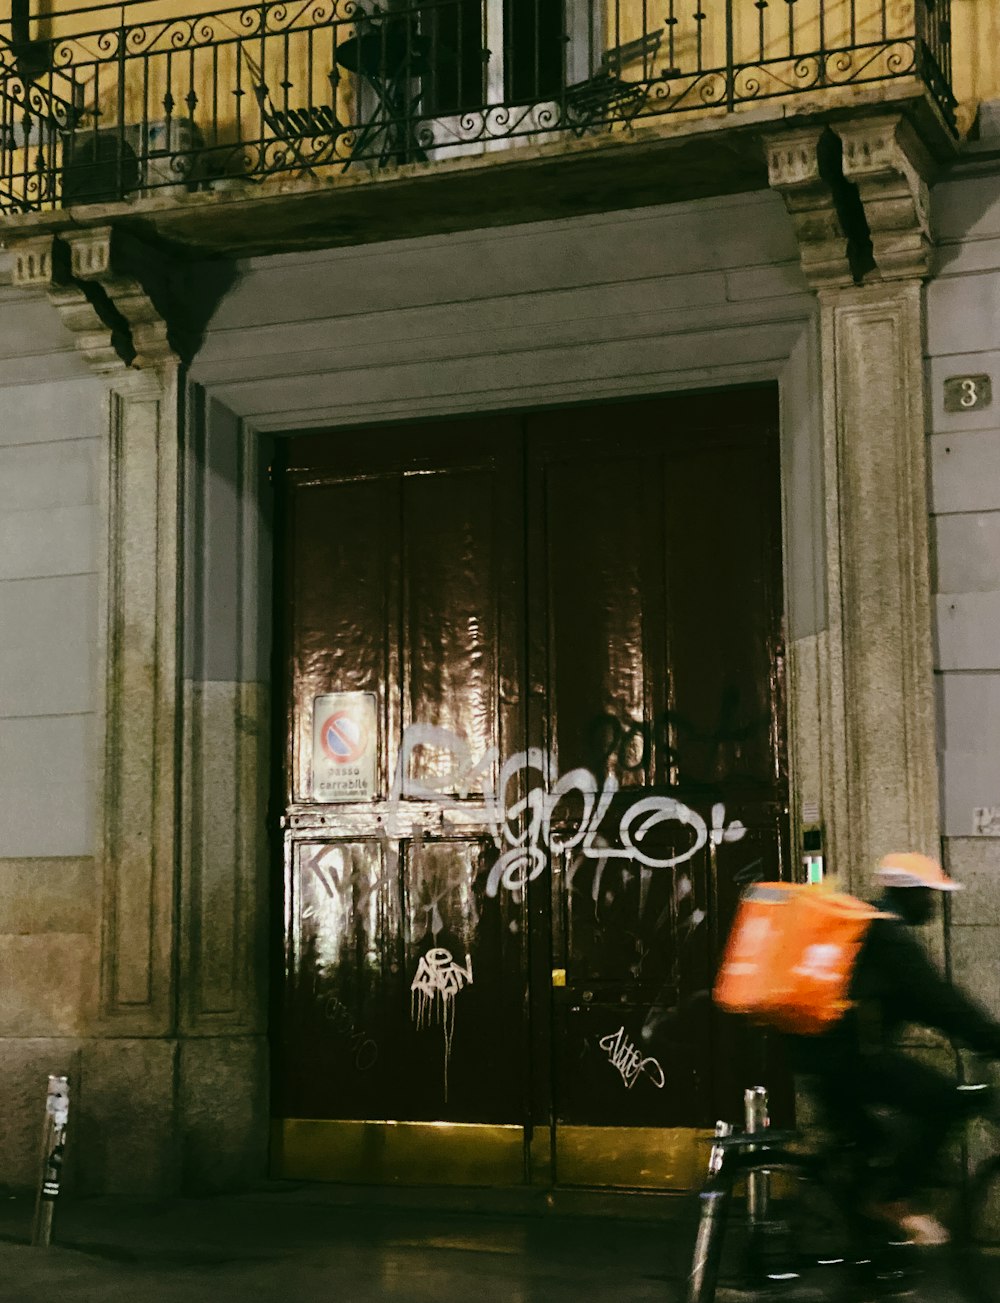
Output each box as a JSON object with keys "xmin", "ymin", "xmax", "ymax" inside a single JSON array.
[
  {"xmin": 503, "ymin": 0, "xmax": 563, "ymax": 104},
  {"xmin": 420, "ymin": 0, "xmax": 564, "ymax": 117}
]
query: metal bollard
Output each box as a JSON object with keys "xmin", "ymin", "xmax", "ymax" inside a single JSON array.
[
  {"xmin": 708, "ymin": 1119, "xmax": 734, "ymax": 1175},
  {"xmin": 31, "ymin": 1076, "xmax": 69, "ymax": 1247},
  {"xmin": 744, "ymin": 1085, "xmax": 770, "ymax": 1225},
  {"xmin": 689, "ymin": 1121, "xmax": 736, "ymax": 1302}
]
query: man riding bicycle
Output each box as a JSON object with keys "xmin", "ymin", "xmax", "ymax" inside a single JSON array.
[{"xmin": 787, "ymin": 852, "xmax": 1000, "ymax": 1247}]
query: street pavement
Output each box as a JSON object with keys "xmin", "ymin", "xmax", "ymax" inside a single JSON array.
[
  {"xmin": 0, "ymin": 1181, "xmax": 997, "ymax": 1302},
  {"xmin": 0, "ymin": 1182, "xmax": 692, "ymax": 1303}
]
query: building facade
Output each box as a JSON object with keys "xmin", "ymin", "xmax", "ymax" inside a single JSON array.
[{"xmin": 0, "ymin": 0, "xmax": 999, "ymax": 1195}]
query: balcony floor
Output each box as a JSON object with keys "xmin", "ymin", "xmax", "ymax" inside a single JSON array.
[{"xmin": 0, "ymin": 79, "xmax": 955, "ymax": 262}]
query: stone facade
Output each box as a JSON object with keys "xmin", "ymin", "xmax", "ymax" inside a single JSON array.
[{"xmin": 1, "ymin": 100, "xmax": 1000, "ymax": 1193}]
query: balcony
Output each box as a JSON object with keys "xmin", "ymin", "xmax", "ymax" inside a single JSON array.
[{"xmin": 0, "ymin": 0, "xmax": 957, "ymax": 256}]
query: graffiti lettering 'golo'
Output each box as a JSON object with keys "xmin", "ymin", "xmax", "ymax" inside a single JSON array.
[{"xmin": 387, "ymin": 724, "xmax": 746, "ymax": 897}]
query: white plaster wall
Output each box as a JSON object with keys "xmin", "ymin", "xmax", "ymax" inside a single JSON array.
[
  {"xmin": 0, "ymin": 283, "xmax": 107, "ymax": 1181},
  {"xmin": 927, "ymin": 166, "xmax": 1000, "ymax": 1026},
  {"xmin": 0, "ymin": 342, "xmax": 105, "ymax": 859},
  {"xmin": 928, "ymin": 170, "xmax": 1000, "ymax": 841}
]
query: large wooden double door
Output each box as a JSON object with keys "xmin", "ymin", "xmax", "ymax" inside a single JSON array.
[{"xmin": 272, "ymin": 386, "xmax": 791, "ymax": 1186}]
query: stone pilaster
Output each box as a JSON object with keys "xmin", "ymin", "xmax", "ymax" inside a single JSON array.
[
  {"xmin": 766, "ymin": 114, "xmax": 940, "ymax": 890},
  {"xmin": 6, "ymin": 225, "xmax": 267, "ymax": 1193},
  {"xmin": 7, "ymin": 227, "xmax": 183, "ymax": 1190},
  {"xmin": 99, "ymin": 364, "xmax": 181, "ymax": 1033},
  {"xmin": 819, "ymin": 281, "xmax": 939, "ymax": 883},
  {"xmin": 11, "ymin": 227, "xmax": 183, "ymax": 1030}
]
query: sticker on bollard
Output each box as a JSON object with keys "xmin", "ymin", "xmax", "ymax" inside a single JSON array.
[{"xmin": 32, "ymin": 1075, "xmax": 69, "ymax": 1246}]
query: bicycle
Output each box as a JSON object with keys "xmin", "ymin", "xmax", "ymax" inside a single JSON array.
[{"xmin": 685, "ymin": 1075, "xmax": 1000, "ymax": 1303}]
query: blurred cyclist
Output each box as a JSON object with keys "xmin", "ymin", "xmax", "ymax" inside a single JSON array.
[{"xmin": 788, "ymin": 852, "xmax": 1000, "ymax": 1247}]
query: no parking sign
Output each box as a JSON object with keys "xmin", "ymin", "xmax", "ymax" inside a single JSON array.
[{"xmin": 312, "ymin": 692, "xmax": 377, "ymax": 802}]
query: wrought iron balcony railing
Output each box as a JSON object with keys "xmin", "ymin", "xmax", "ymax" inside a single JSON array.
[{"xmin": 0, "ymin": 0, "xmax": 955, "ymax": 216}]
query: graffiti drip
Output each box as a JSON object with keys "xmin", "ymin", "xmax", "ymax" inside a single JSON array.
[{"xmin": 410, "ymin": 947, "xmax": 474, "ymax": 1102}]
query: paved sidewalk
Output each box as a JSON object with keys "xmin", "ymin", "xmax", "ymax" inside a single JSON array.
[
  {"xmin": 0, "ymin": 1182, "xmax": 692, "ymax": 1303},
  {"xmin": 1, "ymin": 1181, "xmax": 997, "ymax": 1302}
]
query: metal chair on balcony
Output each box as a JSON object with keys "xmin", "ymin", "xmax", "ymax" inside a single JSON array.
[
  {"xmin": 241, "ymin": 12, "xmax": 433, "ymax": 181},
  {"xmin": 241, "ymin": 50, "xmax": 347, "ymax": 182},
  {"xmin": 564, "ymin": 29, "xmax": 664, "ymax": 135}
]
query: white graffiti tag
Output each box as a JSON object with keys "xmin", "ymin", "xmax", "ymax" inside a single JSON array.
[
  {"xmin": 599, "ymin": 1026, "xmax": 666, "ymax": 1092},
  {"xmin": 387, "ymin": 723, "xmax": 746, "ymax": 898},
  {"xmin": 410, "ymin": 947, "xmax": 474, "ymax": 1101}
]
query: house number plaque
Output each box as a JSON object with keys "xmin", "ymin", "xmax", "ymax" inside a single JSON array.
[{"xmin": 943, "ymin": 374, "xmax": 992, "ymax": 412}]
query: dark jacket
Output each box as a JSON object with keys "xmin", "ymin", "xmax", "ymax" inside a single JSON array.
[{"xmin": 790, "ymin": 903, "xmax": 1000, "ymax": 1073}]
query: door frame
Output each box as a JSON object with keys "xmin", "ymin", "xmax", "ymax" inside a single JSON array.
[{"xmin": 170, "ymin": 327, "xmax": 833, "ymax": 1191}]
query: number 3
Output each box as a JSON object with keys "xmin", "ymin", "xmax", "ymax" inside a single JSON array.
[{"xmin": 960, "ymin": 378, "xmax": 978, "ymax": 408}]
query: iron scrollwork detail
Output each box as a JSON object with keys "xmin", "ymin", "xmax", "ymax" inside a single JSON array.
[{"xmin": 0, "ymin": 0, "xmax": 955, "ymax": 215}]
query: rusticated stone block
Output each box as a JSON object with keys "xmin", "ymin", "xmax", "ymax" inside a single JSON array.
[
  {"xmin": 178, "ymin": 1036, "xmax": 269, "ymax": 1192},
  {"xmin": 76, "ymin": 1038, "xmax": 179, "ymax": 1195}
]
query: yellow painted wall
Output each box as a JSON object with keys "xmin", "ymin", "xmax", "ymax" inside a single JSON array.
[
  {"xmin": 951, "ymin": 0, "xmax": 1000, "ymax": 134},
  {"xmin": 1, "ymin": 0, "xmax": 999, "ymax": 195}
]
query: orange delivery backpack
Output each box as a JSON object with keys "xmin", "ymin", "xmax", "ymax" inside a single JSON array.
[{"xmin": 713, "ymin": 882, "xmax": 888, "ymax": 1035}]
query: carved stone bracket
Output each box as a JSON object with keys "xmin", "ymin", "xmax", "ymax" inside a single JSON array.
[
  {"xmin": 10, "ymin": 231, "xmax": 130, "ymax": 374},
  {"xmin": 64, "ymin": 227, "xmax": 177, "ymax": 370},
  {"xmin": 764, "ymin": 113, "xmax": 935, "ymax": 287},
  {"xmin": 7, "ymin": 224, "xmax": 203, "ymax": 374},
  {"xmin": 837, "ymin": 115, "xmax": 933, "ymax": 281},
  {"xmin": 764, "ymin": 126, "xmax": 855, "ymax": 289}
]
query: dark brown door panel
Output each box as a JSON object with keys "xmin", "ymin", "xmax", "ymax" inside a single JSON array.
[{"xmin": 273, "ymin": 388, "xmax": 790, "ymax": 1159}]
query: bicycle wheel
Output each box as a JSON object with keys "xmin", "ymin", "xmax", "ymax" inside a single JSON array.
[
  {"xmin": 687, "ymin": 1149, "xmax": 882, "ymax": 1303},
  {"xmin": 686, "ymin": 1150, "xmax": 823, "ymax": 1303},
  {"xmin": 953, "ymin": 1154, "xmax": 1000, "ymax": 1303}
]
